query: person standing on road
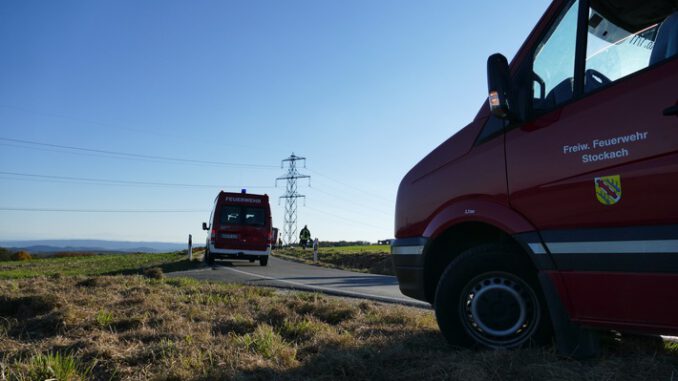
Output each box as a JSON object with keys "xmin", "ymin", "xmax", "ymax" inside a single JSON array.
[
  {"xmin": 299, "ymin": 225, "xmax": 311, "ymax": 249},
  {"xmin": 312, "ymin": 237, "xmax": 319, "ymax": 263}
]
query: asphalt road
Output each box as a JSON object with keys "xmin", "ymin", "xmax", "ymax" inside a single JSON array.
[{"xmin": 168, "ymin": 255, "xmax": 430, "ymax": 308}]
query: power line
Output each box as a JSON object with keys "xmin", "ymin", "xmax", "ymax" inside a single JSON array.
[
  {"xmin": 0, "ymin": 104, "xmax": 265, "ymax": 151},
  {"xmin": 1, "ymin": 142, "xmax": 263, "ymax": 170},
  {"xmin": 0, "ymin": 171, "xmax": 275, "ymax": 190},
  {"xmin": 0, "ymin": 171, "xmax": 391, "ymax": 220},
  {"xmin": 0, "ymin": 142, "xmax": 154, "ymax": 164},
  {"xmin": 0, "ymin": 137, "xmax": 278, "ymax": 169},
  {"xmin": 308, "ymin": 168, "xmax": 395, "ymax": 203},
  {"xmin": 1, "ymin": 142, "xmax": 237, "ymax": 168},
  {"xmin": 0, "ymin": 104, "xmax": 179, "ymax": 140},
  {"xmin": 309, "ymin": 186, "xmax": 391, "ymax": 216},
  {"xmin": 305, "ymin": 206, "xmax": 389, "ymax": 232},
  {"xmin": 0, "ymin": 207, "xmax": 207, "ymax": 213}
]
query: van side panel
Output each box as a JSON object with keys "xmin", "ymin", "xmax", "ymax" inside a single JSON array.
[
  {"xmin": 506, "ymin": 60, "xmax": 678, "ymax": 230},
  {"xmin": 560, "ymin": 272, "xmax": 678, "ymax": 335},
  {"xmin": 422, "ymin": 199, "xmax": 537, "ymax": 239},
  {"xmin": 505, "ymin": 57, "xmax": 678, "ymax": 329},
  {"xmin": 395, "ymin": 123, "xmax": 508, "ymax": 239}
]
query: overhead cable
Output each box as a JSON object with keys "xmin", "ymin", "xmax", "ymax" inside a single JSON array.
[
  {"xmin": 308, "ymin": 169, "xmax": 395, "ymax": 203},
  {"xmin": 0, "ymin": 137, "xmax": 278, "ymax": 169},
  {"xmin": 0, "ymin": 171, "xmax": 275, "ymax": 189},
  {"xmin": 0, "ymin": 207, "xmax": 207, "ymax": 213},
  {"xmin": 304, "ymin": 206, "xmax": 389, "ymax": 232}
]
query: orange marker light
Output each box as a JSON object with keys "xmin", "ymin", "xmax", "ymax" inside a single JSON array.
[{"xmin": 488, "ymin": 91, "xmax": 500, "ymax": 107}]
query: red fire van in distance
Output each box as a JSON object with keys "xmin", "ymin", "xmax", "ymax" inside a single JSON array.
[
  {"xmin": 202, "ymin": 191, "xmax": 272, "ymax": 266},
  {"xmin": 392, "ymin": 0, "xmax": 678, "ymax": 355}
]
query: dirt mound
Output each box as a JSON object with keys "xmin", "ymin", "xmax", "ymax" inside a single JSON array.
[
  {"xmin": 0, "ymin": 295, "xmax": 64, "ymax": 339},
  {"xmin": 0, "ymin": 295, "xmax": 58, "ymax": 319}
]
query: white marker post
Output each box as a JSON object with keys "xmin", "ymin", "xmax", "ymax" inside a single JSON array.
[
  {"xmin": 312, "ymin": 238, "xmax": 319, "ymax": 264},
  {"xmin": 188, "ymin": 234, "xmax": 193, "ymax": 261}
]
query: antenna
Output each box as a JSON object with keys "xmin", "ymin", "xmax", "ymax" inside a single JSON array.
[{"xmin": 276, "ymin": 153, "xmax": 310, "ymax": 245}]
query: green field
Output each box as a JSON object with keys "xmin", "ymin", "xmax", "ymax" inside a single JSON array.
[
  {"xmin": 273, "ymin": 245, "xmax": 393, "ymax": 275},
  {"xmin": 0, "ymin": 251, "xmax": 203, "ymax": 279}
]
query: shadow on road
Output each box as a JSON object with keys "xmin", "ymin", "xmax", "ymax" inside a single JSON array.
[
  {"xmin": 103, "ymin": 258, "xmax": 205, "ymax": 276},
  {"xmin": 209, "ymin": 261, "xmax": 260, "ymax": 268},
  {"xmin": 275, "ymin": 275, "xmax": 399, "ymax": 288}
]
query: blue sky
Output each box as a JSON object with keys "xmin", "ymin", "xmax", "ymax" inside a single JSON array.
[{"xmin": 0, "ymin": 0, "xmax": 550, "ymax": 243}]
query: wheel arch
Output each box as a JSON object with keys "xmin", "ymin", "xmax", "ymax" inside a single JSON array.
[{"xmin": 420, "ymin": 200, "xmax": 540, "ymax": 303}]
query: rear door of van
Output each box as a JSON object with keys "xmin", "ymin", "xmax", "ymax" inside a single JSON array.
[{"xmin": 215, "ymin": 203, "xmax": 270, "ymax": 252}]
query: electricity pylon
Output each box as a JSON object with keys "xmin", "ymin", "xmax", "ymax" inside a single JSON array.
[{"xmin": 276, "ymin": 153, "xmax": 310, "ymax": 245}]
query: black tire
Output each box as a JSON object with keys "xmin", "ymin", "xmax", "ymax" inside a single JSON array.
[
  {"xmin": 259, "ymin": 256, "xmax": 268, "ymax": 266},
  {"xmin": 204, "ymin": 250, "xmax": 215, "ymax": 266},
  {"xmin": 434, "ymin": 244, "xmax": 551, "ymax": 349},
  {"xmin": 249, "ymin": 259, "xmax": 255, "ymax": 263}
]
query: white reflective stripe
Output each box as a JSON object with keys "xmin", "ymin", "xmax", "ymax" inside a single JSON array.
[
  {"xmin": 545, "ymin": 240, "xmax": 678, "ymax": 254},
  {"xmin": 209, "ymin": 244, "xmax": 271, "ymax": 256},
  {"xmin": 528, "ymin": 243, "xmax": 547, "ymax": 254},
  {"xmin": 391, "ymin": 245, "xmax": 424, "ymax": 255}
]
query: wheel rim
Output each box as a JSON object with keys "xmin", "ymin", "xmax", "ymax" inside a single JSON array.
[{"xmin": 458, "ymin": 271, "xmax": 540, "ymax": 348}]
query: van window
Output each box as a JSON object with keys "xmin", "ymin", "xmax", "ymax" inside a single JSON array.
[
  {"xmin": 220, "ymin": 206, "xmax": 241, "ymax": 225},
  {"xmin": 584, "ymin": 1, "xmax": 675, "ymax": 93},
  {"xmin": 244, "ymin": 207, "xmax": 266, "ymax": 227},
  {"xmin": 219, "ymin": 206, "xmax": 266, "ymax": 227},
  {"xmin": 532, "ymin": 0, "xmax": 579, "ymax": 112}
]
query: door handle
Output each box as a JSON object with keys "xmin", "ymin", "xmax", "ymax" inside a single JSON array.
[{"xmin": 663, "ymin": 104, "xmax": 678, "ymax": 116}]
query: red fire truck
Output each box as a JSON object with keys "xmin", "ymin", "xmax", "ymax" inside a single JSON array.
[
  {"xmin": 202, "ymin": 191, "xmax": 273, "ymax": 266},
  {"xmin": 392, "ymin": 0, "xmax": 678, "ymax": 355}
]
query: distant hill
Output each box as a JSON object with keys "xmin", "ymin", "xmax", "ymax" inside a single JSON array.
[{"xmin": 0, "ymin": 239, "xmax": 190, "ymax": 253}]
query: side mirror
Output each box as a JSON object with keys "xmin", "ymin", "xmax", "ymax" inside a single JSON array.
[
  {"xmin": 487, "ymin": 53, "xmax": 515, "ymax": 120},
  {"xmin": 202, "ymin": 222, "xmax": 208, "ymax": 231}
]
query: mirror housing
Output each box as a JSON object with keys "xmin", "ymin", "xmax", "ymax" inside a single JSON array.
[
  {"xmin": 202, "ymin": 222, "xmax": 208, "ymax": 231},
  {"xmin": 487, "ymin": 53, "xmax": 515, "ymax": 120}
]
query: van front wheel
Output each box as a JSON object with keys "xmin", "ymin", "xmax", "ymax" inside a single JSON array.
[
  {"xmin": 259, "ymin": 257, "xmax": 268, "ymax": 266},
  {"xmin": 434, "ymin": 244, "xmax": 551, "ymax": 349}
]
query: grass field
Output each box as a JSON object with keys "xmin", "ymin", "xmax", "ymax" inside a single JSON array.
[
  {"xmin": 0, "ymin": 251, "xmax": 677, "ymax": 380},
  {"xmin": 2, "ymin": 275, "xmax": 677, "ymax": 380},
  {"xmin": 0, "ymin": 251, "xmax": 203, "ymax": 279},
  {"xmin": 274, "ymin": 245, "xmax": 393, "ymax": 275}
]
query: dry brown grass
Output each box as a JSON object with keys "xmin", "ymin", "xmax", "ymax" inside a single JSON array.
[{"xmin": 0, "ymin": 276, "xmax": 676, "ymax": 380}]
